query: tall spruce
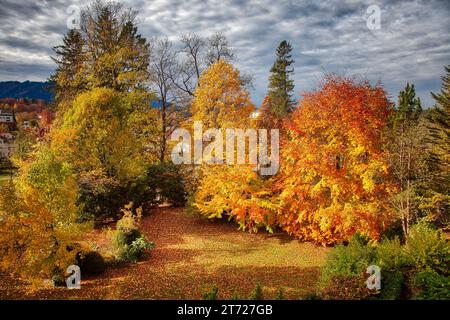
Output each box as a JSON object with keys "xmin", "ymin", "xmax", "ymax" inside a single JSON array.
[
  {"xmin": 267, "ymin": 40, "xmax": 295, "ymax": 117},
  {"xmin": 50, "ymin": 29, "xmax": 86, "ymax": 107},
  {"xmin": 422, "ymin": 65, "xmax": 450, "ymax": 226},
  {"xmin": 397, "ymin": 82, "xmax": 422, "ymax": 122}
]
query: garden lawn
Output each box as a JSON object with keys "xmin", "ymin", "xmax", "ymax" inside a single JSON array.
[{"xmin": 0, "ymin": 207, "xmax": 329, "ymax": 299}]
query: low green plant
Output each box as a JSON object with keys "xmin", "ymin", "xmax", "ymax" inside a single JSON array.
[
  {"xmin": 249, "ymin": 283, "xmax": 263, "ymax": 300},
  {"xmin": 202, "ymin": 285, "xmax": 218, "ymax": 300},
  {"xmin": 379, "ymin": 271, "xmax": 404, "ymax": 300},
  {"xmin": 275, "ymin": 288, "xmax": 284, "ymax": 300},
  {"xmin": 404, "ymin": 222, "xmax": 449, "ymax": 274},
  {"xmin": 411, "ymin": 270, "xmax": 450, "ymax": 300},
  {"xmin": 76, "ymin": 249, "xmax": 106, "ymax": 275},
  {"xmin": 376, "ymin": 237, "xmax": 407, "ymax": 271},
  {"xmin": 321, "ymin": 234, "xmax": 376, "ymax": 284},
  {"xmin": 108, "ymin": 203, "xmax": 154, "ymax": 262}
]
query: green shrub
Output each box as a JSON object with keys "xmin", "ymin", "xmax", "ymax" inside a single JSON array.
[
  {"xmin": 202, "ymin": 286, "xmax": 218, "ymax": 300},
  {"xmin": 275, "ymin": 288, "xmax": 284, "ymax": 300},
  {"xmin": 249, "ymin": 283, "xmax": 263, "ymax": 300},
  {"xmin": 379, "ymin": 271, "xmax": 404, "ymax": 300},
  {"xmin": 127, "ymin": 236, "xmax": 154, "ymax": 261},
  {"xmin": 52, "ymin": 274, "xmax": 66, "ymax": 287},
  {"xmin": 319, "ymin": 224, "xmax": 449, "ymax": 300},
  {"xmin": 77, "ymin": 171, "xmax": 158, "ymax": 221},
  {"xmin": 376, "ymin": 237, "xmax": 407, "ymax": 271},
  {"xmin": 145, "ymin": 163, "xmax": 186, "ymax": 207},
  {"xmin": 109, "ymin": 203, "xmax": 154, "ymax": 262},
  {"xmin": 320, "ymin": 234, "xmax": 379, "ymax": 300},
  {"xmin": 77, "ymin": 172, "xmax": 118, "ymax": 220},
  {"xmin": 411, "ymin": 270, "xmax": 450, "ymax": 300},
  {"xmin": 302, "ymin": 292, "xmax": 322, "ymax": 300},
  {"xmin": 76, "ymin": 250, "xmax": 106, "ymax": 276},
  {"xmin": 404, "ymin": 223, "xmax": 449, "ymax": 273},
  {"xmin": 321, "ymin": 235, "xmax": 376, "ymax": 284}
]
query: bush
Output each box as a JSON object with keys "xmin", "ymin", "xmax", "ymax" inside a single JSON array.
[
  {"xmin": 109, "ymin": 203, "xmax": 154, "ymax": 262},
  {"xmin": 275, "ymin": 288, "xmax": 284, "ymax": 300},
  {"xmin": 52, "ymin": 274, "xmax": 66, "ymax": 287},
  {"xmin": 76, "ymin": 250, "xmax": 106, "ymax": 276},
  {"xmin": 404, "ymin": 222, "xmax": 449, "ymax": 274},
  {"xmin": 77, "ymin": 171, "xmax": 157, "ymax": 221},
  {"xmin": 321, "ymin": 234, "xmax": 376, "ymax": 284},
  {"xmin": 380, "ymin": 271, "xmax": 404, "ymax": 300},
  {"xmin": 202, "ymin": 286, "xmax": 218, "ymax": 300},
  {"xmin": 144, "ymin": 163, "xmax": 186, "ymax": 207},
  {"xmin": 376, "ymin": 237, "xmax": 407, "ymax": 271},
  {"xmin": 411, "ymin": 270, "xmax": 450, "ymax": 300},
  {"xmin": 321, "ymin": 275, "xmax": 372, "ymax": 300},
  {"xmin": 320, "ymin": 234, "xmax": 379, "ymax": 300},
  {"xmin": 77, "ymin": 171, "xmax": 124, "ymax": 220},
  {"xmin": 319, "ymin": 224, "xmax": 449, "ymax": 300},
  {"xmin": 249, "ymin": 283, "xmax": 263, "ymax": 300}
]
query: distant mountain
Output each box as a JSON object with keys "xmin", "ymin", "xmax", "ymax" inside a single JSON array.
[{"xmin": 0, "ymin": 81, "xmax": 53, "ymax": 102}]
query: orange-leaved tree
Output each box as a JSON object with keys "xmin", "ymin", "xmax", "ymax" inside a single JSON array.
[{"xmin": 278, "ymin": 75, "xmax": 395, "ymax": 245}]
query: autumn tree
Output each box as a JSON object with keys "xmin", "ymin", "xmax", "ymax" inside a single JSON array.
[
  {"xmin": 190, "ymin": 59, "xmax": 254, "ymax": 128},
  {"xmin": 278, "ymin": 75, "xmax": 393, "ymax": 245},
  {"xmin": 0, "ymin": 147, "xmax": 91, "ymax": 283},
  {"xmin": 53, "ymin": 88, "xmax": 144, "ymax": 179},
  {"xmin": 190, "ymin": 60, "xmax": 277, "ymax": 229},
  {"xmin": 51, "ymin": 0, "xmax": 150, "ymax": 107},
  {"xmin": 80, "ymin": 0, "xmax": 150, "ymax": 91},
  {"xmin": 256, "ymin": 95, "xmax": 283, "ymax": 130}
]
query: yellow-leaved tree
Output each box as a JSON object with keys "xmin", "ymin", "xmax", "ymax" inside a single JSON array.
[
  {"xmin": 190, "ymin": 60, "xmax": 277, "ymax": 232},
  {"xmin": 0, "ymin": 146, "xmax": 91, "ymax": 285}
]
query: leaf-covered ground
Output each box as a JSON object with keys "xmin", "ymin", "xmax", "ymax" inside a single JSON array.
[{"xmin": 0, "ymin": 207, "xmax": 329, "ymax": 299}]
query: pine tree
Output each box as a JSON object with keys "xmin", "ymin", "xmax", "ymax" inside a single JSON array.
[
  {"xmin": 422, "ymin": 65, "xmax": 450, "ymax": 226},
  {"xmin": 50, "ymin": 29, "xmax": 86, "ymax": 106},
  {"xmin": 267, "ymin": 40, "xmax": 295, "ymax": 117},
  {"xmin": 397, "ymin": 82, "xmax": 422, "ymax": 123},
  {"xmin": 429, "ymin": 65, "xmax": 450, "ymax": 172}
]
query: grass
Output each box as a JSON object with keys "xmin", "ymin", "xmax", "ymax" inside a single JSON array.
[{"xmin": 0, "ymin": 207, "xmax": 329, "ymax": 300}]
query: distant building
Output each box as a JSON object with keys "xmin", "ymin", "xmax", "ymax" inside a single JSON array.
[
  {"xmin": 0, "ymin": 110, "xmax": 15, "ymax": 123},
  {"xmin": 0, "ymin": 132, "xmax": 15, "ymax": 159},
  {"xmin": 0, "ymin": 109, "xmax": 17, "ymax": 159}
]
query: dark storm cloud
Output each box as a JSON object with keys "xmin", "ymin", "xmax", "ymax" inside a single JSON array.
[{"xmin": 0, "ymin": 0, "xmax": 449, "ymax": 106}]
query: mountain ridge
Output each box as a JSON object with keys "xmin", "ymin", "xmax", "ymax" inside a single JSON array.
[{"xmin": 0, "ymin": 81, "xmax": 53, "ymax": 102}]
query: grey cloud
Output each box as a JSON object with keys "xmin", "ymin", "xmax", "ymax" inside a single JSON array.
[{"xmin": 0, "ymin": 0, "xmax": 449, "ymax": 107}]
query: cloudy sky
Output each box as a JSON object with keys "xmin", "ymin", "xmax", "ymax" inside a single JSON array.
[{"xmin": 0, "ymin": 0, "xmax": 449, "ymax": 106}]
